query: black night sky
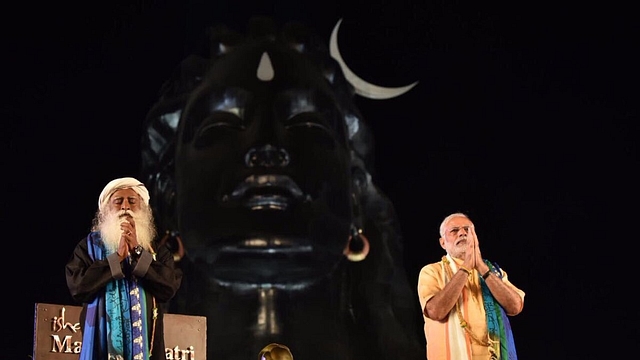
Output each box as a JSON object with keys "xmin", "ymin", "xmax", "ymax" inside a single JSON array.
[{"xmin": 5, "ymin": 1, "xmax": 637, "ymax": 358}]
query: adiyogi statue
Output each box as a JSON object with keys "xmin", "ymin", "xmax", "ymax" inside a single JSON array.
[{"xmin": 140, "ymin": 16, "xmax": 422, "ymax": 360}]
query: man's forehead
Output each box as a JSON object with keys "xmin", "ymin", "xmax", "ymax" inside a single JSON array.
[
  {"xmin": 110, "ymin": 188, "xmax": 139, "ymax": 199},
  {"xmin": 446, "ymin": 216, "xmax": 472, "ymax": 227}
]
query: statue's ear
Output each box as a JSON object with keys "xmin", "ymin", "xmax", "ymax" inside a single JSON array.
[
  {"xmin": 140, "ymin": 52, "xmax": 207, "ymax": 234},
  {"xmin": 350, "ymin": 160, "xmax": 368, "ymax": 228},
  {"xmin": 340, "ymin": 155, "xmax": 372, "ymax": 262},
  {"xmin": 160, "ymin": 164, "xmax": 178, "ymax": 232},
  {"xmin": 146, "ymin": 160, "xmax": 177, "ymax": 233}
]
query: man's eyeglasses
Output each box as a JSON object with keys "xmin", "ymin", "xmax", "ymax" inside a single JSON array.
[{"xmin": 447, "ymin": 226, "xmax": 471, "ymax": 234}]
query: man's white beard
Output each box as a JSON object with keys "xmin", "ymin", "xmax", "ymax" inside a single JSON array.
[{"xmin": 98, "ymin": 208, "xmax": 156, "ymax": 254}]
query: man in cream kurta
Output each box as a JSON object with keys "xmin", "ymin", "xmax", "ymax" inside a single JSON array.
[{"xmin": 417, "ymin": 213, "xmax": 525, "ymax": 360}]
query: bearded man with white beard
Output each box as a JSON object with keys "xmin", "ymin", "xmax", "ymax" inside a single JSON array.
[{"xmin": 66, "ymin": 177, "xmax": 182, "ymax": 360}]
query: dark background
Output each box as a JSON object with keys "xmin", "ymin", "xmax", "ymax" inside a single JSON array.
[{"xmin": 4, "ymin": 0, "xmax": 637, "ymax": 358}]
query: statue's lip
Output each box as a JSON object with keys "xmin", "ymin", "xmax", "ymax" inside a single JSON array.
[
  {"xmin": 219, "ymin": 237, "xmax": 313, "ymax": 254},
  {"xmin": 188, "ymin": 237, "xmax": 316, "ymax": 264},
  {"xmin": 228, "ymin": 174, "xmax": 306, "ymax": 210},
  {"xmin": 231, "ymin": 174, "xmax": 304, "ymax": 198}
]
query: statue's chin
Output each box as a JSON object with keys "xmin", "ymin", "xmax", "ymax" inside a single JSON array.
[
  {"xmin": 186, "ymin": 236, "xmax": 345, "ymax": 289},
  {"xmin": 211, "ymin": 255, "xmax": 344, "ymax": 289}
]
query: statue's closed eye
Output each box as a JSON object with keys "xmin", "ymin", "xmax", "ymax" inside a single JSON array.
[{"xmin": 194, "ymin": 111, "xmax": 245, "ymax": 148}]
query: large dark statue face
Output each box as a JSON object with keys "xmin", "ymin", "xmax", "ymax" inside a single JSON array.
[
  {"xmin": 175, "ymin": 42, "xmax": 353, "ymax": 285},
  {"xmin": 142, "ymin": 19, "xmax": 425, "ymax": 360}
]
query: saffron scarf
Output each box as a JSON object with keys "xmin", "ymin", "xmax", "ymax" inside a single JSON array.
[
  {"xmin": 80, "ymin": 232, "xmax": 150, "ymax": 360},
  {"xmin": 443, "ymin": 256, "xmax": 518, "ymax": 360}
]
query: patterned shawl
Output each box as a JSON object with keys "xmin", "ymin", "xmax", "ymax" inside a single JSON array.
[
  {"xmin": 80, "ymin": 232, "xmax": 151, "ymax": 360},
  {"xmin": 481, "ymin": 260, "xmax": 518, "ymax": 360}
]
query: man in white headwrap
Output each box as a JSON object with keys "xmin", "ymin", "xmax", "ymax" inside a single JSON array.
[{"xmin": 66, "ymin": 177, "xmax": 182, "ymax": 360}]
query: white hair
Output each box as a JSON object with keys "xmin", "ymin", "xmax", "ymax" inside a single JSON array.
[{"xmin": 439, "ymin": 212, "xmax": 469, "ymax": 237}]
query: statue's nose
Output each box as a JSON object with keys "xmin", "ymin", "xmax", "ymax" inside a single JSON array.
[{"xmin": 245, "ymin": 144, "xmax": 290, "ymax": 167}]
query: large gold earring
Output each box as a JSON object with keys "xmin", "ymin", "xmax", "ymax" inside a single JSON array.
[{"xmin": 344, "ymin": 226, "xmax": 370, "ymax": 262}]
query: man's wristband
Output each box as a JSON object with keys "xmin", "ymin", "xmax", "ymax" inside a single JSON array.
[
  {"xmin": 459, "ymin": 266, "xmax": 472, "ymax": 275},
  {"xmin": 482, "ymin": 269, "xmax": 492, "ymax": 279}
]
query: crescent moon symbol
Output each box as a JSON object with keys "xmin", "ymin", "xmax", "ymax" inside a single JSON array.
[{"xmin": 330, "ymin": 19, "xmax": 419, "ymax": 100}]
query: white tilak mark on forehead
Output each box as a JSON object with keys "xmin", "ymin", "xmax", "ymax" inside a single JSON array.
[{"xmin": 257, "ymin": 52, "xmax": 274, "ymax": 81}]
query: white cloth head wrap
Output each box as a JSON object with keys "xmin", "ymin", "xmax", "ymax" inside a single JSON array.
[{"xmin": 98, "ymin": 177, "xmax": 150, "ymax": 212}]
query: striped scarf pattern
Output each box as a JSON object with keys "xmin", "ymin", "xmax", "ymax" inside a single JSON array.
[{"xmin": 80, "ymin": 232, "xmax": 150, "ymax": 360}]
